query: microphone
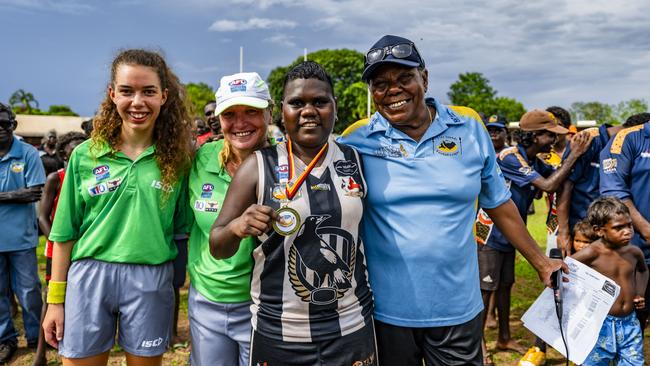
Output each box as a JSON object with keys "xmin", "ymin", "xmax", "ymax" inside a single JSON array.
[{"xmin": 549, "ymin": 248, "xmax": 563, "ymax": 317}]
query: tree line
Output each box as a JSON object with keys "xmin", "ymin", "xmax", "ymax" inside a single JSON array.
[{"xmin": 8, "ymin": 49, "xmax": 647, "ymax": 130}]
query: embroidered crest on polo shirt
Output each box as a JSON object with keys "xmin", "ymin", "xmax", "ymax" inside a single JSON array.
[
  {"xmin": 92, "ymin": 165, "xmax": 110, "ymax": 181},
  {"xmin": 373, "ymin": 143, "xmax": 403, "ymax": 158},
  {"xmin": 602, "ymin": 158, "xmax": 617, "ymax": 174},
  {"xmin": 434, "ymin": 136, "xmax": 461, "ymax": 156},
  {"xmin": 10, "ymin": 161, "xmax": 24, "ymax": 173}
]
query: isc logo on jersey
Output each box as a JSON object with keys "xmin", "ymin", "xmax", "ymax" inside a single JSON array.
[{"xmin": 150, "ymin": 180, "xmax": 174, "ymax": 193}]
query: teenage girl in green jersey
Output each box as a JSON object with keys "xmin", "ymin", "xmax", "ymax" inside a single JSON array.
[{"xmin": 43, "ymin": 49, "xmax": 193, "ymax": 366}]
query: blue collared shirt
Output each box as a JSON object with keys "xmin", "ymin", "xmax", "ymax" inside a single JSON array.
[
  {"xmin": 562, "ymin": 124, "xmax": 611, "ymax": 229},
  {"xmin": 486, "ymin": 144, "xmax": 554, "ymax": 252},
  {"xmin": 600, "ymin": 122, "xmax": 650, "ymax": 261},
  {"xmin": 338, "ymin": 98, "xmax": 511, "ymax": 327},
  {"xmin": 0, "ymin": 138, "xmax": 46, "ymax": 252}
]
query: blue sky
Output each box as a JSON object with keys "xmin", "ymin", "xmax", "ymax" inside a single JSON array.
[{"xmin": 1, "ymin": 0, "xmax": 648, "ymax": 117}]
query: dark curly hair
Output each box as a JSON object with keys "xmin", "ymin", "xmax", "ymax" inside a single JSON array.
[
  {"xmin": 282, "ymin": 61, "xmax": 334, "ymax": 98},
  {"xmin": 91, "ymin": 49, "xmax": 193, "ymax": 190},
  {"xmin": 587, "ymin": 196, "xmax": 630, "ymax": 229},
  {"xmin": 546, "ymin": 106, "xmax": 571, "ymax": 128},
  {"xmin": 56, "ymin": 132, "xmax": 87, "ymax": 159}
]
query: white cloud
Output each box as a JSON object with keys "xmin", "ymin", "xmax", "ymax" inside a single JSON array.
[
  {"xmin": 230, "ymin": 0, "xmax": 295, "ymax": 9},
  {"xmin": 264, "ymin": 34, "xmax": 296, "ymax": 48},
  {"xmin": 0, "ymin": 0, "xmax": 93, "ymax": 13},
  {"xmin": 209, "ymin": 17, "xmax": 297, "ymax": 32}
]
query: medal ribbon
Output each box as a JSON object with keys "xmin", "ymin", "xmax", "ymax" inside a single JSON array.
[{"xmin": 285, "ymin": 137, "xmax": 328, "ymax": 200}]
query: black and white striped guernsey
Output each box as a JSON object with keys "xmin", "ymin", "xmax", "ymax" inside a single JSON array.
[{"xmin": 252, "ymin": 137, "xmax": 374, "ymax": 342}]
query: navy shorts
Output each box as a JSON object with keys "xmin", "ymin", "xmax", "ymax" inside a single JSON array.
[{"xmin": 374, "ymin": 313, "xmax": 483, "ymax": 366}]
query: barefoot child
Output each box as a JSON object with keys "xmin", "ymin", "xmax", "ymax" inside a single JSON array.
[{"xmin": 571, "ymin": 196, "xmax": 648, "ymax": 365}]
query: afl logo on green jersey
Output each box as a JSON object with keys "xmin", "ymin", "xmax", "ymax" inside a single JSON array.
[{"xmin": 92, "ymin": 165, "xmax": 110, "ymax": 181}]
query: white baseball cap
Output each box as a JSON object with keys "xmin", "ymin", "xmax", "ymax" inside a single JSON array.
[{"xmin": 214, "ymin": 72, "xmax": 270, "ymax": 116}]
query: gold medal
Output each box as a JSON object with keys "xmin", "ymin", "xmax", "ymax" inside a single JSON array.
[
  {"xmin": 273, "ymin": 206, "xmax": 301, "ymax": 236},
  {"xmin": 272, "ymin": 139, "xmax": 327, "ymax": 236}
]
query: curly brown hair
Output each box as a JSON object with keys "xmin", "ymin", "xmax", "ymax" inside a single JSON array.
[{"xmin": 91, "ymin": 49, "xmax": 193, "ymax": 190}]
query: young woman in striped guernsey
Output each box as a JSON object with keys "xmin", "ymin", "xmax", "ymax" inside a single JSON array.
[{"xmin": 210, "ymin": 61, "xmax": 376, "ymax": 366}]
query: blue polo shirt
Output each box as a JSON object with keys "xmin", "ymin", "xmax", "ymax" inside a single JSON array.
[
  {"xmin": 338, "ymin": 98, "xmax": 511, "ymax": 327},
  {"xmin": 600, "ymin": 122, "xmax": 650, "ymax": 262},
  {"xmin": 485, "ymin": 145, "xmax": 554, "ymax": 252},
  {"xmin": 562, "ymin": 125, "xmax": 611, "ymax": 229},
  {"xmin": 0, "ymin": 138, "xmax": 46, "ymax": 252}
]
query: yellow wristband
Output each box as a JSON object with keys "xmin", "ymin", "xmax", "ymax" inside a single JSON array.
[{"xmin": 47, "ymin": 281, "xmax": 67, "ymax": 304}]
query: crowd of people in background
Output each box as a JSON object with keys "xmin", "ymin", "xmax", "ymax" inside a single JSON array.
[{"xmin": 0, "ymin": 34, "xmax": 649, "ymax": 366}]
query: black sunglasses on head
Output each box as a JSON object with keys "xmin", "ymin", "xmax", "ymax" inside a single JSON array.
[{"xmin": 365, "ymin": 43, "xmax": 421, "ymax": 65}]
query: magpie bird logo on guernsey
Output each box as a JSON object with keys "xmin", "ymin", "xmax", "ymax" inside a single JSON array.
[{"xmin": 288, "ymin": 214, "xmax": 356, "ymax": 305}]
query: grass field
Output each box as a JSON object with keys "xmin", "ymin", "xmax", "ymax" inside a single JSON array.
[{"xmin": 6, "ymin": 197, "xmax": 650, "ymax": 365}]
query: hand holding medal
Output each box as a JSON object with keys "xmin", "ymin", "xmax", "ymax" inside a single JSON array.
[{"xmin": 230, "ymin": 204, "xmax": 278, "ymax": 237}]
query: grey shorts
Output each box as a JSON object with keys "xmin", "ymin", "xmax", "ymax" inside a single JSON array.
[
  {"xmin": 477, "ymin": 245, "xmax": 515, "ymax": 291},
  {"xmin": 59, "ymin": 259, "xmax": 174, "ymax": 359},
  {"xmin": 188, "ymin": 285, "xmax": 252, "ymax": 366}
]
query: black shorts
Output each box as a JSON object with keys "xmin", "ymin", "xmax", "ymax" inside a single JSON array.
[
  {"xmin": 250, "ymin": 322, "xmax": 377, "ymax": 366},
  {"xmin": 374, "ymin": 314, "xmax": 482, "ymax": 366},
  {"xmin": 172, "ymin": 238, "xmax": 188, "ymax": 289},
  {"xmin": 477, "ymin": 245, "xmax": 515, "ymax": 291}
]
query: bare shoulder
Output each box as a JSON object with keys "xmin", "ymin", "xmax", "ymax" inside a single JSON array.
[
  {"xmin": 621, "ymin": 244, "xmax": 645, "ymax": 260},
  {"xmin": 570, "ymin": 243, "xmax": 600, "ymax": 263}
]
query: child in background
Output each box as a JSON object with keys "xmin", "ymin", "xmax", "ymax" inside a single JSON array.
[
  {"xmin": 571, "ymin": 219, "xmax": 598, "ymax": 254},
  {"xmin": 33, "ymin": 132, "xmax": 87, "ymax": 366},
  {"xmin": 572, "ymin": 197, "xmax": 648, "ymax": 365}
]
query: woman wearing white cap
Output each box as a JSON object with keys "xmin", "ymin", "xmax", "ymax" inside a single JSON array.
[{"xmin": 186, "ymin": 72, "xmax": 274, "ymax": 366}]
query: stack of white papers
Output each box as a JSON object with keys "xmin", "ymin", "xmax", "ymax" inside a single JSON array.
[{"xmin": 522, "ymin": 257, "xmax": 620, "ymax": 364}]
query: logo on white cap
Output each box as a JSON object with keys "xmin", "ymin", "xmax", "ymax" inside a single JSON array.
[{"xmin": 214, "ymin": 72, "xmax": 270, "ymax": 116}]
